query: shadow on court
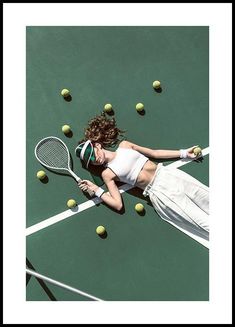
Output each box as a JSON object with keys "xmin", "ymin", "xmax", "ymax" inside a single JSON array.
[{"xmin": 63, "ymin": 95, "xmax": 72, "ymax": 102}]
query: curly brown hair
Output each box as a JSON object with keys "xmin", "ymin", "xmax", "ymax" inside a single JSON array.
[{"xmin": 79, "ymin": 112, "xmax": 126, "ymax": 148}]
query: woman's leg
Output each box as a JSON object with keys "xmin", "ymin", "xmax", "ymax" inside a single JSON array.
[
  {"xmin": 165, "ymin": 166, "xmax": 209, "ymax": 215},
  {"xmin": 146, "ymin": 165, "xmax": 209, "ymax": 233}
]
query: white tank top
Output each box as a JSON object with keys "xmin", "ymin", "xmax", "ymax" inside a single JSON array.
[{"xmin": 105, "ymin": 147, "xmax": 148, "ymax": 185}]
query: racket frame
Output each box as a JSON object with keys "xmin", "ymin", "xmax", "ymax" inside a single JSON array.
[{"xmin": 35, "ymin": 136, "xmax": 85, "ymax": 187}]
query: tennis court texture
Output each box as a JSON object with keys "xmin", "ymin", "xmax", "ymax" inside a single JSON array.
[{"xmin": 26, "ymin": 26, "xmax": 209, "ymax": 301}]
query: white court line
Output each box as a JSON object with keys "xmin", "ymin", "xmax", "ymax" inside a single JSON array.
[
  {"xmin": 25, "ymin": 183, "xmax": 133, "ymax": 236},
  {"xmin": 26, "ymin": 268, "xmax": 104, "ymax": 301},
  {"xmin": 26, "ymin": 147, "xmax": 209, "ymax": 248}
]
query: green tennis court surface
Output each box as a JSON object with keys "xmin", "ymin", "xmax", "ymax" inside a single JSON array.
[{"xmin": 26, "ymin": 26, "xmax": 209, "ymax": 301}]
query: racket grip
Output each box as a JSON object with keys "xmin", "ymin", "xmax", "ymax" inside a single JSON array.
[
  {"xmin": 69, "ymin": 170, "xmax": 94, "ymax": 196},
  {"xmin": 76, "ymin": 177, "xmax": 82, "ymax": 185},
  {"xmin": 76, "ymin": 178, "xmax": 95, "ymax": 197}
]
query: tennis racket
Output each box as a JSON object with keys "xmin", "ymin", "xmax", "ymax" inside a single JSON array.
[{"xmin": 34, "ymin": 136, "xmax": 94, "ymax": 197}]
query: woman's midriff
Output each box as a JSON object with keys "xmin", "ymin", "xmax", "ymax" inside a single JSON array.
[{"xmin": 135, "ymin": 160, "xmax": 158, "ymax": 190}]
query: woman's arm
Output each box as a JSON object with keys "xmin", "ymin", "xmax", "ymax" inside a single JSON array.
[
  {"xmin": 100, "ymin": 178, "xmax": 123, "ymax": 211},
  {"xmin": 119, "ymin": 140, "xmax": 199, "ymax": 159},
  {"xmin": 78, "ymin": 170, "xmax": 123, "ymax": 211}
]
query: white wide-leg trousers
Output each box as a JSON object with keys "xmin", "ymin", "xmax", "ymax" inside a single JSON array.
[{"xmin": 143, "ymin": 163, "xmax": 209, "ymax": 240}]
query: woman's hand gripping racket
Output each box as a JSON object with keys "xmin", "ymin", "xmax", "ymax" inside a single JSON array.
[{"xmin": 34, "ymin": 136, "xmax": 95, "ymax": 197}]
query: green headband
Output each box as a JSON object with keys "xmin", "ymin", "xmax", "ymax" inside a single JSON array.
[{"xmin": 75, "ymin": 140, "xmax": 96, "ymax": 168}]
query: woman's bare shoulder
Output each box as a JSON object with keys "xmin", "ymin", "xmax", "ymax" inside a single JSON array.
[
  {"xmin": 118, "ymin": 140, "xmax": 133, "ymax": 148},
  {"xmin": 101, "ymin": 167, "xmax": 117, "ymax": 181}
]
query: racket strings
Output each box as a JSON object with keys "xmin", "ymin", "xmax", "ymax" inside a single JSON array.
[{"xmin": 36, "ymin": 139, "xmax": 70, "ymax": 169}]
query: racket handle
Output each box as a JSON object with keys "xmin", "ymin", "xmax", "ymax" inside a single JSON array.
[
  {"xmin": 76, "ymin": 177, "xmax": 82, "ymax": 184},
  {"xmin": 70, "ymin": 171, "xmax": 82, "ymax": 184},
  {"xmin": 74, "ymin": 176, "xmax": 95, "ymax": 197}
]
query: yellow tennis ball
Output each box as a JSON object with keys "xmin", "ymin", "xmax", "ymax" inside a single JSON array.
[
  {"xmin": 62, "ymin": 125, "xmax": 71, "ymax": 134},
  {"xmin": 193, "ymin": 146, "xmax": 202, "ymax": 156},
  {"xmin": 104, "ymin": 103, "xmax": 113, "ymax": 112},
  {"xmin": 153, "ymin": 80, "xmax": 161, "ymax": 89},
  {"xmin": 136, "ymin": 103, "xmax": 144, "ymax": 112},
  {"xmin": 135, "ymin": 203, "xmax": 144, "ymax": 213},
  {"xmin": 61, "ymin": 88, "xmax": 70, "ymax": 97},
  {"xmin": 67, "ymin": 199, "xmax": 77, "ymax": 208},
  {"xmin": 37, "ymin": 170, "xmax": 46, "ymax": 180},
  {"xmin": 96, "ymin": 225, "xmax": 106, "ymax": 235}
]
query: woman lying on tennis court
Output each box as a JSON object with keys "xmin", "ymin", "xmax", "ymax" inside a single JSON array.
[{"xmin": 75, "ymin": 113, "xmax": 209, "ymax": 239}]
